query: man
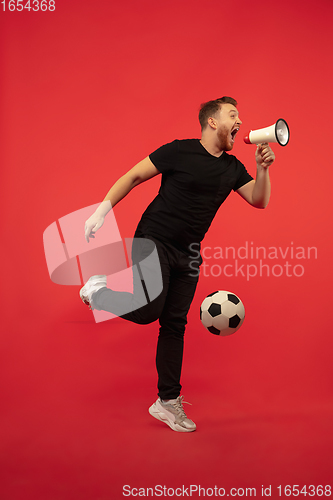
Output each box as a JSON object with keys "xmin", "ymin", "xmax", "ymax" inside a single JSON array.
[{"xmin": 80, "ymin": 96, "xmax": 275, "ymax": 432}]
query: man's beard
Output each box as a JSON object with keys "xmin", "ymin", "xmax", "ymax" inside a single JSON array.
[{"xmin": 217, "ymin": 126, "xmax": 233, "ymax": 151}]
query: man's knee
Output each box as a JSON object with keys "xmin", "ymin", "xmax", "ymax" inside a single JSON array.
[
  {"xmin": 159, "ymin": 316, "xmax": 187, "ymax": 337},
  {"xmin": 124, "ymin": 303, "xmax": 162, "ymax": 325}
]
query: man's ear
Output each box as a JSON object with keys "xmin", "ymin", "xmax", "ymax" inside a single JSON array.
[{"xmin": 207, "ymin": 117, "xmax": 217, "ymax": 130}]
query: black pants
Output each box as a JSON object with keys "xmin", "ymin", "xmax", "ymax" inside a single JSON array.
[{"xmin": 93, "ymin": 235, "xmax": 201, "ymax": 400}]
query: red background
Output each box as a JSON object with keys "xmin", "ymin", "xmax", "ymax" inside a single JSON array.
[{"xmin": 1, "ymin": 0, "xmax": 333, "ymax": 498}]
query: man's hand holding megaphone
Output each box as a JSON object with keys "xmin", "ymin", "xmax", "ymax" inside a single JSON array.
[
  {"xmin": 243, "ymin": 118, "xmax": 289, "ymax": 171},
  {"xmin": 255, "ymin": 143, "xmax": 275, "ymax": 169}
]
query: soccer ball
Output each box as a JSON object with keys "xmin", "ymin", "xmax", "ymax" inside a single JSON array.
[{"xmin": 200, "ymin": 291, "xmax": 245, "ymax": 336}]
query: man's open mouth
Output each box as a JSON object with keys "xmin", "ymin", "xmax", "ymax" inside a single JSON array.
[{"xmin": 231, "ymin": 128, "xmax": 239, "ymax": 142}]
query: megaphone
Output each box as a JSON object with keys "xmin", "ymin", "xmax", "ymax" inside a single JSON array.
[{"xmin": 244, "ymin": 119, "xmax": 290, "ymax": 146}]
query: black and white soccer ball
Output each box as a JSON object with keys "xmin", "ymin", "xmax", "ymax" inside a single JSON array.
[{"xmin": 200, "ymin": 291, "xmax": 245, "ymax": 336}]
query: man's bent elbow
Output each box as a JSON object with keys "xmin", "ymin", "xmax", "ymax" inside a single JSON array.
[{"xmin": 252, "ymin": 199, "xmax": 269, "ymax": 209}]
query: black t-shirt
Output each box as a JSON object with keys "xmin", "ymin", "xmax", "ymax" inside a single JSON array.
[{"xmin": 135, "ymin": 139, "xmax": 253, "ymax": 253}]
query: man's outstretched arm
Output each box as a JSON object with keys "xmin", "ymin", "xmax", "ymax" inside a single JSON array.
[{"xmin": 85, "ymin": 157, "xmax": 160, "ymax": 242}]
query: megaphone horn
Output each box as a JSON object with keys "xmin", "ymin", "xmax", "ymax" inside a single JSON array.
[{"xmin": 244, "ymin": 118, "xmax": 290, "ymax": 146}]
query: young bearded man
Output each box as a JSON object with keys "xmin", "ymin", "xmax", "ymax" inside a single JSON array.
[{"xmin": 80, "ymin": 96, "xmax": 275, "ymax": 432}]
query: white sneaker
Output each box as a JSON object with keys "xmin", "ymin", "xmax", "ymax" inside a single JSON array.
[
  {"xmin": 149, "ymin": 396, "xmax": 196, "ymax": 432},
  {"xmin": 79, "ymin": 275, "xmax": 107, "ymax": 310}
]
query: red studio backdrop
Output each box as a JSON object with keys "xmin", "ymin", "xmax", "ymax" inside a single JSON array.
[{"xmin": 1, "ymin": 0, "xmax": 333, "ymax": 498}]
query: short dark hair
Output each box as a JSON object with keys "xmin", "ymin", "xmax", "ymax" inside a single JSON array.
[{"xmin": 199, "ymin": 96, "xmax": 238, "ymax": 130}]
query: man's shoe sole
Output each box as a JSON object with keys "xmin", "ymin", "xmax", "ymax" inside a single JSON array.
[
  {"xmin": 79, "ymin": 275, "xmax": 107, "ymax": 310},
  {"xmin": 79, "ymin": 286, "xmax": 92, "ymax": 308}
]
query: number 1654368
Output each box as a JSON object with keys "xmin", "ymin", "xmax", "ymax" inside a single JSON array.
[{"xmin": 1, "ymin": 1, "xmax": 55, "ymax": 11}]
